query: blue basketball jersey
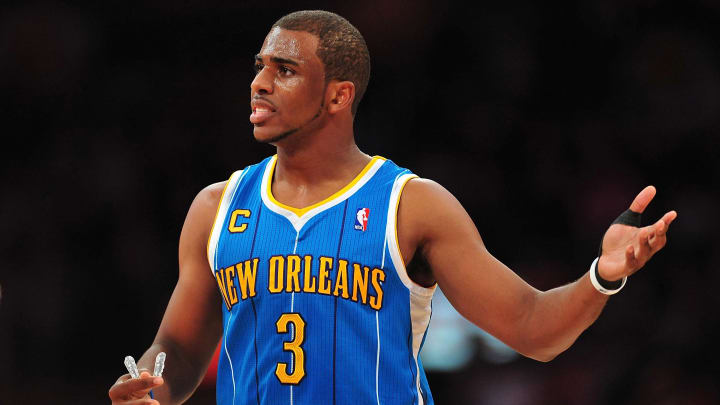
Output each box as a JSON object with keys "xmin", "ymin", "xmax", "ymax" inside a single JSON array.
[{"xmin": 207, "ymin": 155, "xmax": 436, "ymax": 405}]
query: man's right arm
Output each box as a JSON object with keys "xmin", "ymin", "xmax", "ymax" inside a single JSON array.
[{"xmin": 109, "ymin": 181, "xmax": 228, "ymax": 405}]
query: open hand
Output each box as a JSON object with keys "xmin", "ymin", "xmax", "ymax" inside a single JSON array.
[{"xmin": 598, "ymin": 186, "xmax": 677, "ymax": 281}]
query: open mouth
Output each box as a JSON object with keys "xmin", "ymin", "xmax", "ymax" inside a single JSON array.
[
  {"xmin": 250, "ymin": 102, "xmax": 276, "ymax": 124},
  {"xmin": 250, "ymin": 107, "xmax": 275, "ymax": 124}
]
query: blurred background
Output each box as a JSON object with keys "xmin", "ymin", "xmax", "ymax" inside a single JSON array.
[{"xmin": 1, "ymin": 0, "xmax": 718, "ymax": 403}]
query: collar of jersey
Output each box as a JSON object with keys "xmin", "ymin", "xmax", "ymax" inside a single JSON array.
[{"xmin": 261, "ymin": 155, "xmax": 386, "ymax": 231}]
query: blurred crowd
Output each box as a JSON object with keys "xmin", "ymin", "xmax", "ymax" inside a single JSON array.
[{"xmin": 0, "ymin": 0, "xmax": 718, "ymax": 403}]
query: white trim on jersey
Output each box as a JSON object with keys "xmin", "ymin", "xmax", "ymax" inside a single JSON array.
[
  {"xmin": 376, "ymin": 230, "xmax": 388, "ymax": 405},
  {"xmin": 223, "ymin": 311, "xmax": 237, "ymax": 405},
  {"xmin": 208, "ymin": 170, "xmax": 247, "ymax": 404},
  {"xmin": 409, "ymin": 294, "xmax": 433, "ymax": 405},
  {"xmin": 385, "ymin": 174, "xmax": 436, "ymax": 298},
  {"xmin": 207, "ymin": 169, "xmax": 246, "ymax": 272},
  {"xmin": 375, "ymin": 310, "xmax": 381, "ymax": 405},
  {"xmin": 385, "ymin": 173, "xmax": 436, "ymax": 405},
  {"xmin": 260, "ymin": 155, "xmax": 387, "ymax": 232}
]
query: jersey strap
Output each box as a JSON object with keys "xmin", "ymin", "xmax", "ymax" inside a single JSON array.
[{"xmin": 207, "ymin": 169, "xmax": 246, "ymax": 271}]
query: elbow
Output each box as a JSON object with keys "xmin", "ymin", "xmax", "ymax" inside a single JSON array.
[
  {"xmin": 526, "ymin": 350, "xmax": 559, "ymax": 363},
  {"xmin": 514, "ymin": 306, "xmax": 577, "ymax": 362},
  {"xmin": 519, "ymin": 345, "xmax": 565, "ymax": 362},
  {"xmin": 532, "ymin": 336, "xmax": 579, "ymax": 362},
  {"xmin": 516, "ymin": 337, "xmax": 573, "ymax": 363}
]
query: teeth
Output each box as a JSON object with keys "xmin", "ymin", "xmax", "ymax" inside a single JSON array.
[{"xmin": 255, "ymin": 107, "xmax": 271, "ymax": 113}]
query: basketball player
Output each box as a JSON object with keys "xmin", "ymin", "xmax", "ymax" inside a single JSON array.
[{"xmin": 109, "ymin": 10, "xmax": 676, "ymax": 405}]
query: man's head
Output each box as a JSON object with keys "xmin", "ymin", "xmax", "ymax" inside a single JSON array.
[
  {"xmin": 272, "ymin": 10, "xmax": 370, "ymax": 115},
  {"xmin": 250, "ymin": 11, "xmax": 370, "ymax": 144}
]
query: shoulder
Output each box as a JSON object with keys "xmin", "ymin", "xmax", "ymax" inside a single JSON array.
[
  {"xmin": 184, "ymin": 181, "xmax": 228, "ymax": 222},
  {"xmin": 189, "ymin": 158, "xmax": 269, "ymax": 223},
  {"xmin": 398, "ymin": 177, "xmax": 477, "ymax": 246},
  {"xmin": 181, "ymin": 180, "xmax": 230, "ymax": 241},
  {"xmin": 400, "ymin": 177, "xmax": 463, "ymax": 215},
  {"xmin": 195, "ymin": 181, "xmax": 228, "ymax": 211},
  {"xmin": 397, "ymin": 177, "xmax": 469, "ymax": 248},
  {"xmin": 402, "ymin": 177, "xmax": 445, "ymax": 194}
]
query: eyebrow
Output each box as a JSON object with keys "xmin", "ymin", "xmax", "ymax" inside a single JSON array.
[{"xmin": 254, "ymin": 54, "xmax": 300, "ymax": 66}]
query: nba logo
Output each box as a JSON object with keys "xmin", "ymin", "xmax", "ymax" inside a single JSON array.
[{"xmin": 354, "ymin": 208, "xmax": 369, "ymax": 231}]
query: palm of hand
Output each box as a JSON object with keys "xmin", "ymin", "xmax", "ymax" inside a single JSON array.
[
  {"xmin": 597, "ymin": 186, "xmax": 677, "ymax": 282},
  {"xmin": 599, "ymin": 224, "xmax": 643, "ymax": 281}
]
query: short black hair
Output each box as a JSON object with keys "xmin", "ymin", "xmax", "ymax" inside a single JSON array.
[{"xmin": 272, "ymin": 10, "xmax": 370, "ymax": 115}]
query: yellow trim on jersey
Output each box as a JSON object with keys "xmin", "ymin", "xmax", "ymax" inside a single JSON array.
[
  {"xmin": 393, "ymin": 175, "xmax": 419, "ymax": 267},
  {"xmin": 206, "ymin": 177, "xmax": 234, "ymax": 267},
  {"xmin": 266, "ymin": 155, "xmax": 386, "ymax": 217}
]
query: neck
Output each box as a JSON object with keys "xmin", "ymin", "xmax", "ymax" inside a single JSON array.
[{"xmin": 273, "ymin": 118, "xmax": 370, "ymax": 185}]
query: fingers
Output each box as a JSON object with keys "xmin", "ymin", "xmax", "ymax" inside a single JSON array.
[
  {"xmin": 630, "ymin": 212, "xmax": 676, "ymax": 266},
  {"xmin": 123, "ymin": 375, "xmax": 163, "ymax": 393},
  {"xmin": 661, "ymin": 210, "xmax": 678, "ymax": 229},
  {"xmin": 620, "ymin": 226, "xmax": 653, "ymax": 274},
  {"xmin": 650, "ymin": 213, "xmax": 669, "ymax": 242},
  {"xmin": 634, "ymin": 226, "xmax": 653, "ymax": 261},
  {"xmin": 109, "ymin": 374, "xmax": 163, "ymax": 401},
  {"xmin": 114, "ymin": 400, "xmax": 159, "ymax": 405},
  {"xmin": 629, "ymin": 185, "xmax": 657, "ymax": 213},
  {"xmin": 648, "ymin": 210, "xmax": 676, "ymax": 247},
  {"xmin": 625, "ymin": 245, "xmax": 638, "ymax": 269},
  {"xmin": 617, "ymin": 201, "xmax": 676, "ymax": 275},
  {"xmin": 648, "ymin": 228, "xmax": 666, "ymax": 252}
]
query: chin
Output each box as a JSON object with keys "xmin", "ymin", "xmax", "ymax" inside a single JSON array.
[
  {"xmin": 252, "ymin": 125, "xmax": 274, "ymax": 142},
  {"xmin": 253, "ymin": 126, "xmax": 293, "ymax": 144}
]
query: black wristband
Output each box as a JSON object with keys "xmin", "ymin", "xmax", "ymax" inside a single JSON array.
[
  {"xmin": 592, "ymin": 259, "xmax": 623, "ymax": 290},
  {"xmin": 589, "ymin": 258, "xmax": 627, "ymax": 294}
]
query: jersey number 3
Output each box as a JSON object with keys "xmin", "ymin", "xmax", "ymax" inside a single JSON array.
[{"xmin": 275, "ymin": 313, "xmax": 306, "ymax": 384}]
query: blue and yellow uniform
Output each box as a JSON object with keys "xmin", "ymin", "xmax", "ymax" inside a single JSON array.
[{"xmin": 207, "ymin": 156, "xmax": 436, "ymax": 405}]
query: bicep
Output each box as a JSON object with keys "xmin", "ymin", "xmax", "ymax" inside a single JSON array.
[
  {"xmin": 403, "ymin": 179, "xmax": 539, "ymax": 350},
  {"xmin": 154, "ymin": 184, "xmax": 225, "ymax": 368}
]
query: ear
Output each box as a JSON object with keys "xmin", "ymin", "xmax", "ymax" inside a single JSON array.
[{"xmin": 326, "ymin": 80, "xmax": 355, "ymax": 115}]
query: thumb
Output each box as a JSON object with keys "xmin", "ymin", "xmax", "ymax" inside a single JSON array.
[
  {"xmin": 137, "ymin": 371, "xmax": 161, "ymax": 397},
  {"xmin": 109, "ymin": 372, "xmax": 162, "ymax": 401},
  {"xmin": 629, "ymin": 185, "xmax": 656, "ymax": 214}
]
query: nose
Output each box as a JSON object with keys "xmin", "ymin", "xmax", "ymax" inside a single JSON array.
[{"xmin": 251, "ymin": 66, "xmax": 273, "ymax": 95}]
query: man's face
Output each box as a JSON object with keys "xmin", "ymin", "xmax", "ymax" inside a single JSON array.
[{"xmin": 250, "ymin": 27, "xmax": 327, "ymax": 143}]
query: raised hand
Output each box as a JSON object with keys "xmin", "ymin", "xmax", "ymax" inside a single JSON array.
[
  {"xmin": 597, "ymin": 186, "xmax": 677, "ymax": 282},
  {"xmin": 109, "ymin": 370, "xmax": 163, "ymax": 405}
]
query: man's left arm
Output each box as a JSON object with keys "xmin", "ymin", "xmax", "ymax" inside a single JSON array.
[{"xmin": 397, "ymin": 180, "xmax": 676, "ymax": 362}]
